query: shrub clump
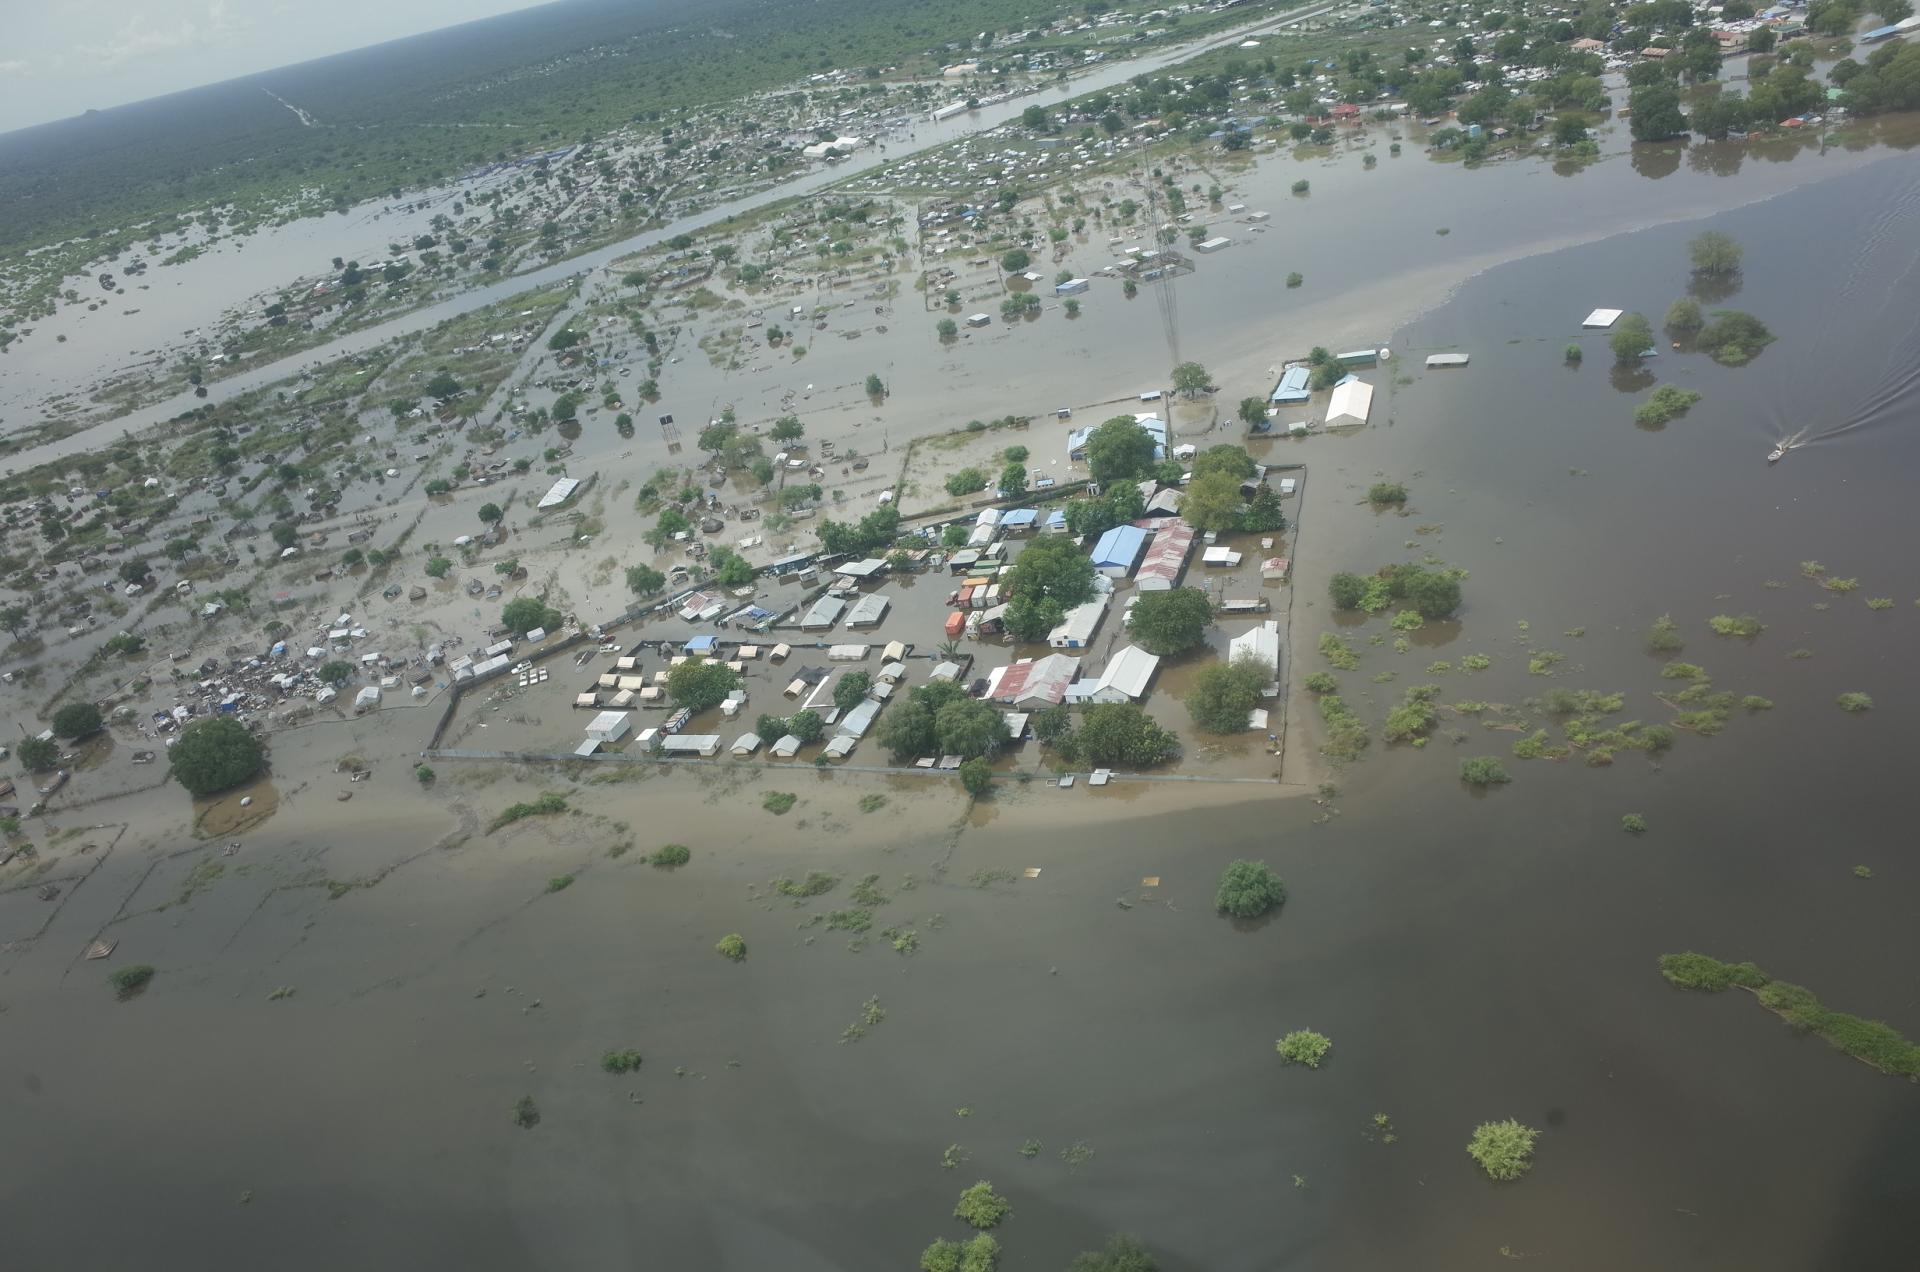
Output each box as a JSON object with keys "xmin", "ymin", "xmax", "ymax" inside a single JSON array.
[
  {"xmin": 650, "ymin": 843, "xmax": 692, "ymax": 867},
  {"xmin": 715, "ymin": 933, "xmax": 747, "ymax": 962},
  {"xmin": 1621, "ymin": 813, "xmax": 1648, "ymax": 834},
  {"xmin": 953, "ymin": 1181, "xmax": 1013, "ymax": 1229},
  {"xmin": 1659, "ymin": 952, "xmax": 1767, "ymax": 992},
  {"xmin": 1459, "ymin": 757, "xmax": 1511, "ymax": 787},
  {"xmin": 1707, "ymin": 614, "xmax": 1764, "ymax": 639},
  {"xmin": 600, "ymin": 1049, "xmax": 644, "ymax": 1074},
  {"xmin": 108, "ymin": 964, "xmax": 155, "ymax": 1000},
  {"xmin": 1466, "ymin": 1119, "xmax": 1539, "ymax": 1181},
  {"xmin": 1367, "ymin": 482, "xmax": 1408, "ymax": 505},
  {"xmin": 1276, "ymin": 1030, "xmax": 1333, "ymax": 1068},
  {"xmin": 921, "ymin": 1233, "xmax": 1000, "ymax": 1272},
  {"xmin": 1836, "ymin": 693, "xmax": 1873, "ymax": 713},
  {"xmin": 762, "ymin": 791, "xmax": 798, "ymax": 814},
  {"xmin": 1215, "ymin": 859, "xmax": 1286, "ymax": 919},
  {"xmin": 1634, "ymin": 385, "xmax": 1701, "ymax": 426}
]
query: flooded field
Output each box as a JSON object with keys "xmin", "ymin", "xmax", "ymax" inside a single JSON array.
[{"xmin": 4, "ymin": 125, "xmax": 1920, "ymax": 1272}]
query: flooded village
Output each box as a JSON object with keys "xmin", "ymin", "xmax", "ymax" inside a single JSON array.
[{"xmin": 4, "ymin": 0, "xmax": 1920, "ymax": 1268}]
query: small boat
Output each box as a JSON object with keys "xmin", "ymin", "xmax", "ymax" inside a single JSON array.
[{"xmin": 1768, "ymin": 445, "xmax": 1786, "ymax": 464}]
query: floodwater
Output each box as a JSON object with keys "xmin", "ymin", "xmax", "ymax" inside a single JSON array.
[
  {"xmin": 0, "ymin": 1, "xmax": 1328, "ymax": 432},
  {"xmin": 5, "ymin": 150, "xmax": 1920, "ymax": 1269}
]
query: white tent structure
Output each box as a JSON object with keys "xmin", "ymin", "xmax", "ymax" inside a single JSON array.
[{"xmin": 1325, "ymin": 377, "xmax": 1374, "ymax": 428}]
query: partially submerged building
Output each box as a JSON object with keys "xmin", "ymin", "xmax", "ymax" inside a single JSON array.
[{"xmin": 985, "ymin": 654, "xmax": 1081, "ymax": 706}]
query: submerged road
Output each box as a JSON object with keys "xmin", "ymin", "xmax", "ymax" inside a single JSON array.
[{"xmin": 6, "ymin": 0, "xmax": 1343, "ymax": 472}]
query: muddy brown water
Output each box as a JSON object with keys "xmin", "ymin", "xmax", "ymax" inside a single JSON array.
[{"xmin": 4, "ymin": 154, "xmax": 1920, "ymax": 1269}]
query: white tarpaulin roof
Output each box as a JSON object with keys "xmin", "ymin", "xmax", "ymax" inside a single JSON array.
[
  {"xmin": 1582, "ymin": 308, "xmax": 1622, "ymax": 329},
  {"xmin": 1326, "ymin": 377, "xmax": 1374, "ymax": 427}
]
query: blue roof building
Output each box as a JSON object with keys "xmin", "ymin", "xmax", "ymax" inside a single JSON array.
[
  {"xmin": 1091, "ymin": 524, "xmax": 1151, "ymax": 576},
  {"xmin": 684, "ymin": 634, "xmax": 718, "ymax": 654},
  {"xmin": 1000, "ymin": 508, "xmax": 1039, "ymax": 529},
  {"xmin": 1271, "ymin": 365, "xmax": 1311, "ymax": 404}
]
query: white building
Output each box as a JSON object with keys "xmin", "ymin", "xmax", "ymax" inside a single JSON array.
[
  {"xmin": 1325, "ymin": 377, "xmax": 1374, "ymax": 428},
  {"xmin": 1048, "ymin": 597, "xmax": 1109, "ymax": 649},
  {"xmin": 1076, "ymin": 645, "xmax": 1160, "ymax": 704},
  {"xmin": 585, "ymin": 711, "xmax": 631, "ymax": 744}
]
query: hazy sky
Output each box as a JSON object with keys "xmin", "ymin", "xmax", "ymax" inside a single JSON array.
[{"xmin": 0, "ymin": 0, "xmax": 551, "ymax": 133}]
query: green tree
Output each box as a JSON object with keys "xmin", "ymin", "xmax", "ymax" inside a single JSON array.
[
  {"xmin": 1021, "ymin": 103, "xmax": 1050, "ymax": 131},
  {"xmin": 922, "ymin": 1233, "xmax": 1001, "ymax": 1272},
  {"xmin": 998, "ymin": 461, "xmax": 1028, "ymax": 498},
  {"xmin": 425, "ymin": 556, "xmax": 452, "ymax": 579},
  {"xmin": 1171, "ymin": 361, "xmax": 1212, "ymax": 397},
  {"xmin": 1237, "ymin": 397, "xmax": 1268, "ymax": 429},
  {"xmin": 769, "ymin": 415, "xmax": 805, "ymax": 443},
  {"xmin": 1466, "ymin": 1119, "xmax": 1539, "ymax": 1180},
  {"xmin": 787, "ymin": 709, "xmax": 825, "ymax": 743},
  {"xmin": 1191, "ymin": 445, "xmax": 1255, "ymax": 482},
  {"xmin": 959, "ymin": 756, "xmax": 994, "ymax": 796},
  {"xmin": 1000, "ymin": 249, "xmax": 1031, "ymax": 273},
  {"xmin": 1083, "ymin": 415, "xmax": 1160, "ymax": 485},
  {"xmin": 1688, "ymin": 230, "xmax": 1742, "ymax": 278},
  {"xmin": 1697, "ymin": 310, "xmax": 1774, "ymax": 365},
  {"xmin": 953, "ymin": 1181, "xmax": 1012, "ymax": 1229},
  {"xmin": 548, "ymin": 326, "xmax": 584, "ymax": 351},
  {"xmin": 0, "ymin": 603, "xmax": 29, "ymax": 638},
  {"xmin": 936, "ymin": 697, "xmax": 1010, "ymax": 759},
  {"xmin": 667, "ymin": 661, "xmax": 741, "ymax": 712},
  {"xmin": 52, "ymin": 701, "xmax": 104, "ymax": 739},
  {"xmin": 1128, "ymin": 588, "xmax": 1212, "ymax": 655},
  {"xmin": 946, "ymin": 468, "xmax": 990, "ymax": 497},
  {"xmin": 1276, "ymin": 1029, "xmax": 1333, "ymax": 1068},
  {"xmin": 627, "ymin": 565, "xmax": 666, "ymax": 596},
  {"xmin": 477, "ymin": 502, "xmax": 503, "ymax": 525},
  {"xmin": 1001, "ymin": 536, "xmax": 1096, "ymax": 641},
  {"xmin": 1186, "ymin": 654, "xmax": 1269, "ymax": 733},
  {"xmin": 1215, "ymin": 859, "xmax": 1286, "ymax": 918},
  {"xmin": 1664, "ymin": 297, "xmax": 1704, "ymax": 336},
  {"xmin": 1404, "ymin": 571, "xmax": 1463, "ymax": 619},
  {"xmin": 865, "ymin": 373, "xmax": 886, "ymax": 397},
  {"xmin": 937, "ymin": 317, "xmax": 959, "ymax": 339},
  {"xmin": 317, "ymin": 660, "xmax": 353, "ymax": 686},
  {"xmin": 167, "ymin": 717, "xmax": 265, "ymax": 796},
  {"xmin": 706, "ymin": 546, "xmax": 756, "ymax": 587},
  {"xmin": 1179, "ymin": 470, "xmax": 1245, "ymax": 533},
  {"xmin": 877, "ymin": 680, "xmax": 969, "ymax": 762},
  {"xmin": 502, "ymin": 597, "xmax": 562, "ymax": 634},
  {"xmin": 425, "ymin": 371, "xmax": 462, "ymax": 399},
  {"xmin": 1241, "ymin": 483, "xmax": 1286, "ymax": 533},
  {"xmin": 1460, "ymin": 756, "xmax": 1512, "ymax": 786},
  {"xmin": 1075, "ymin": 702, "xmax": 1179, "ymax": 765},
  {"xmin": 833, "ymin": 671, "xmax": 872, "ymax": 713},
  {"xmin": 1609, "ymin": 313, "xmax": 1655, "ymax": 365},
  {"xmin": 19, "ymin": 736, "xmax": 60, "ymax": 772},
  {"xmin": 1628, "ymin": 83, "xmax": 1686, "ymax": 141}
]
